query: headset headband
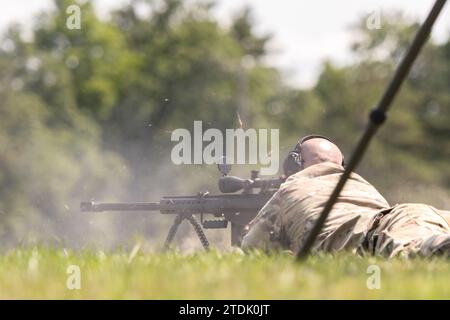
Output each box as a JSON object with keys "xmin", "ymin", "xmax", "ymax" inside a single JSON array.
[
  {"xmin": 294, "ymin": 134, "xmax": 335, "ymax": 151},
  {"xmin": 294, "ymin": 134, "xmax": 345, "ymax": 166}
]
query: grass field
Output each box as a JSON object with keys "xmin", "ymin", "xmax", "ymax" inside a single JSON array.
[{"xmin": 0, "ymin": 247, "xmax": 449, "ymax": 299}]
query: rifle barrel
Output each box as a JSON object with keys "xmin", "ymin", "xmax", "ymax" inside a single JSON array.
[
  {"xmin": 81, "ymin": 201, "xmax": 161, "ymax": 212},
  {"xmin": 81, "ymin": 194, "xmax": 272, "ymax": 214}
]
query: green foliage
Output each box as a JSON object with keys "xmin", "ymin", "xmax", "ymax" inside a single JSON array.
[{"xmin": 311, "ymin": 14, "xmax": 450, "ymax": 198}]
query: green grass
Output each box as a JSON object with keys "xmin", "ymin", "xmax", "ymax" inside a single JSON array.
[{"xmin": 0, "ymin": 247, "xmax": 449, "ymax": 299}]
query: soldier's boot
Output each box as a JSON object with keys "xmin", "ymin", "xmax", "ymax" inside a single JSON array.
[{"xmin": 420, "ymin": 234, "xmax": 450, "ymax": 257}]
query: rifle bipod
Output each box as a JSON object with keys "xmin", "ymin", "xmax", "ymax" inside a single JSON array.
[{"xmin": 163, "ymin": 213, "xmax": 210, "ymax": 251}]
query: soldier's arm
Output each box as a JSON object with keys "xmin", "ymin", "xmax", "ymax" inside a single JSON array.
[{"xmin": 241, "ymin": 191, "xmax": 284, "ymax": 251}]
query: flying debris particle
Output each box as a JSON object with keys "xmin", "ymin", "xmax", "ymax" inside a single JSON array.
[
  {"xmin": 97, "ymin": 250, "xmax": 106, "ymax": 261},
  {"xmin": 164, "ymin": 98, "xmax": 169, "ymax": 102},
  {"xmin": 27, "ymin": 249, "xmax": 39, "ymax": 276},
  {"xmin": 127, "ymin": 242, "xmax": 142, "ymax": 264},
  {"xmin": 64, "ymin": 204, "xmax": 70, "ymax": 210},
  {"xmin": 148, "ymin": 123, "xmax": 152, "ymax": 127},
  {"xmin": 236, "ymin": 111, "xmax": 244, "ymax": 129}
]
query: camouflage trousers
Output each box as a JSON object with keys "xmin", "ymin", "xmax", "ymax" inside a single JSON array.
[{"xmin": 362, "ymin": 203, "xmax": 450, "ymax": 258}]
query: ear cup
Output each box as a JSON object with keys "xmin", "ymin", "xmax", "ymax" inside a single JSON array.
[{"xmin": 283, "ymin": 151, "xmax": 302, "ymax": 177}]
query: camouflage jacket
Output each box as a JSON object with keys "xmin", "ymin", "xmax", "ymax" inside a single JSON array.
[{"xmin": 241, "ymin": 162, "xmax": 390, "ymax": 253}]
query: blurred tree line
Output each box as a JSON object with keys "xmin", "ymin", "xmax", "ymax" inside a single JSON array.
[{"xmin": 0, "ymin": 0, "xmax": 448, "ymax": 248}]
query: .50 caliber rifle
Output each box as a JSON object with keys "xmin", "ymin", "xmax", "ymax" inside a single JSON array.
[{"xmin": 81, "ymin": 163, "xmax": 284, "ymax": 250}]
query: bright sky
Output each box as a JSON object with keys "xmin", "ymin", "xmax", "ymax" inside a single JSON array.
[{"xmin": 1, "ymin": 0, "xmax": 449, "ymax": 88}]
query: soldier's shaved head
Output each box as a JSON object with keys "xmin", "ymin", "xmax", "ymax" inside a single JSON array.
[{"xmin": 300, "ymin": 137, "xmax": 343, "ymax": 169}]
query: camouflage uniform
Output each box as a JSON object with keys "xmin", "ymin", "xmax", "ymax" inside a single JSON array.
[
  {"xmin": 241, "ymin": 162, "xmax": 450, "ymax": 258},
  {"xmin": 441, "ymin": 210, "xmax": 450, "ymax": 226},
  {"xmin": 363, "ymin": 204, "xmax": 450, "ymax": 258}
]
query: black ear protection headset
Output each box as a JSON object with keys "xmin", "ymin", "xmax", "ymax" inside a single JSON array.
[{"xmin": 283, "ymin": 134, "xmax": 345, "ymax": 177}]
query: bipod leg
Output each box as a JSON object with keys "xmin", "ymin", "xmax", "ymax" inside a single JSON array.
[
  {"xmin": 163, "ymin": 214, "xmax": 185, "ymax": 251},
  {"xmin": 186, "ymin": 215, "xmax": 210, "ymax": 251}
]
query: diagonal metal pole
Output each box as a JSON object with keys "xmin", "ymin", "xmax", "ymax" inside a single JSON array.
[{"xmin": 297, "ymin": 0, "xmax": 447, "ymax": 260}]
